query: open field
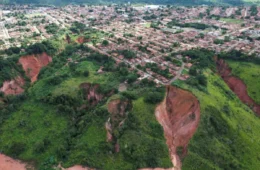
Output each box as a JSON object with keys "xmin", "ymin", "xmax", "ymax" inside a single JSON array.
[{"xmin": 220, "ymin": 18, "xmax": 243, "ymax": 24}]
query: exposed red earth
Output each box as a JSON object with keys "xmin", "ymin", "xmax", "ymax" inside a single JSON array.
[
  {"xmin": 77, "ymin": 36, "xmax": 88, "ymax": 44},
  {"xmin": 0, "ymin": 52, "xmax": 52, "ymax": 95},
  {"xmin": 106, "ymin": 99, "xmax": 131, "ymax": 151},
  {"xmin": 217, "ymin": 59, "xmax": 260, "ymax": 115},
  {"xmin": 0, "ymin": 154, "xmax": 28, "ymax": 170},
  {"xmin": 0, "ymin": 76, "xmax": 25, "ymax": 95},
  {"xmin": 107, "ymin": 99, "xmax": 130, "ymax": 116},
  {"xmin": 66, "ymin": 165, "xmax": 95, "ymax": 170},
  {"xmin": 146, "ymin": 86, "xmax": 200, "ymax": 170},
  {"xmin": 80, "ymin": 83, "xmax": 104, "ymax": 106},
  {"xmin": 18, "ymin": 52, "xmax": 52, "ymax": 83},
  {"xmin": 0, "ymin": 154, "xmax": 95, "ymax": 170},
  {"xmin": 58, "ymin": 164, "xmax": 95, "ymax": 170}
]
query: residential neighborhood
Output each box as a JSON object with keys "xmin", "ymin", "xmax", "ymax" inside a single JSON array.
[{"xmin": 1, "ymin": 4, "xmax": 260, "ymax": 84}]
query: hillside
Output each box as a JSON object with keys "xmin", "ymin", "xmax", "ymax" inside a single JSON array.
[
  {"xmin": 1, "ymin": 4, "xmax": 260, "ymax": 168},
  {"xmin": 227, "ymin": 60, "xmax": 260, "ymax": 104},
  {"xmin": 0, "ymin": 35, "xmax": 173, "ymax": 169},
  {"xmin": 0, "ymin": 26, "xmax": 260, "ymax": 170}
]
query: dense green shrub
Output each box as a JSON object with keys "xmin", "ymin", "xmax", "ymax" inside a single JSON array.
[
  {"xmin": 122, "ymin": 91, "xmax": 138, "ymax": 100},
  {"xmin": 8, "ymin": 142, "xmax": 26, "ymax": 157},
  {"xmin": 144, "ymin": 91, "xmax": 164, "ymax": 104}
]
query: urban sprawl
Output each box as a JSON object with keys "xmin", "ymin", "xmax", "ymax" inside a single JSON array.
[{"xmin": 1, "ymin": 4, "xmax": 260, "ymax": 84}]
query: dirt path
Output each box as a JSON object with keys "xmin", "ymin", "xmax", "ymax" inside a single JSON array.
[{"xmin": 168, "ymin": 62, "xmax": 184, "ymax": 85}]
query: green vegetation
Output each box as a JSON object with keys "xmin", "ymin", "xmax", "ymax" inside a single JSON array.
[
  {"xmin": 167, "ymin": 19, "xmax": 215, "ymax": 30},
  {"xmin": 250, "ymin": 5, "xmax": 258, "ymax": 16},
  {"xmin": 0, "ymin": 102, "xmax": 67, "ymax": 163},
  {"xmin": 227, "ymin": 60, "xmax": 260, "ymax": 104},
  {"xmin": 170, "ymin": 47, "xmax": 260, "ymax": 170},
  {"xmin": 214, "ymin": 39, "xmax": 224, "ymax": 45},
  {"xmin": 117, "ymin": 49, "xmax": 136, "ymax": 59},
  {"xmin": 45, "ymin": 23, "xmax": 59, "ymax": 34},
  {"xmin": 220, "ymin": 18, "xmax": 243, "ymax": 24},
  {"xmin": 176, "ymin": 69, "xmax": 260, "ymax": 170},
  {"xmin": 218, "ymin": 50, "xmax": 260, "ymax": 64},
  {"xmin": 70, "ymin": 21, "xmax": 87, "ymax": 34},
  {"xmin": 1, "ymin": 13, "xmax": 260, "ymax": 170},
  {"xmin": 0, "ymin": 34, "xmax": 171, "ymax": 169},
  {"xmin": 144, "ymin": 22, "xmax": 151, "ymax": 28}
]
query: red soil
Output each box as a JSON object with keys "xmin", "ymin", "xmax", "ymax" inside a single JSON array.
[
  {"xmin": 106, "ymin": 99, "xmax": 131, "ymax": 151},
  {"xmin": 0, "ymin": 76, "xmax": 25, "ymax": 95},
  {"xmin": 80, "ymin": 83, "xmax": 103, "ymax": 106},
  {"xmin": 217, "ymin": 59, "xmax": 260, "ymax": 115},
  {"xmin": 0, "ymin": 154, "xmax": 96, "ymax": 170},
  {"xmin": 18, "ymin": 52, "xmax": 52, "ymax": 83},
  {"xmin": 107, "ymin": 99, "xmax": 130, "ymax": 116},
  {"xmin": 77, "ymin": 37, "xmax": 88, "ymax": 44},
  {"xmin": 0, "ymin": 154, "xmax": 27, "ymax": 170},
  {"xmin": 154, "ymin": 86, "xmax": 200, "ymax": 170}
]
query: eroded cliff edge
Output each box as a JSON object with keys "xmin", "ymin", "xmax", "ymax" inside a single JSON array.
[
  {"xmin": 155, "ymin": 86, "xmax": 200, "ymax": 170},
  {"xmin": 217, "ymin": 59, "xmax": 260, "ymax": 115}
]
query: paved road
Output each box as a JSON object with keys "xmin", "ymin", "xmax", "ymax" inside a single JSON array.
[
  {"xmin": 168, "ymin": 62, "xmax": 185, "ymax": 85},
  {"xmin": 219, "ymin": 26, "xmax": 253, "ymax": 39}
]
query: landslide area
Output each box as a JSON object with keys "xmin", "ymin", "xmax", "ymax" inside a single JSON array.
[
  {"xmin": 106, "ymin": 98, "xmax": 132, "ymax": 151},
  {"xmin": 0, "ymin": 154, "xmax": 28, "ymax": 170},
  {"xmin": 155, "ymin": 86, "xmax": 200, "ymax": 170},
  {"xmin": 19, "ymin": 52, "xmax": 52, "ymax": 83},
  {"xmin": 217, "ymin": 59, "xmax": 260, "ymax": 115},
  {"xmin": 0, "ymin": 52, "xmax": 52, "ymax": 95},
  {"xmin": 0, "ymin": 76, "xmax": 25, "ymax": 95}
]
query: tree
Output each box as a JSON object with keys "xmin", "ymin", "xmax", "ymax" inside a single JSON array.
[
  {"xmin": 45, "ymin": 23, "xmax": 59, "ymax": 34},
  {"xmin": 127, "ymin": 74, "xmax": 138, "ymax": 83},
  {"xmin": 189, "ymin": 66, "xmax": 197, "ymax": 76},
  {"xmin": 197, "ymin": 74, "xmax": 207, "ymax": 86},
  {"xmin": 199, "ymin": 33, "xmax": 204, "ymax": 39},
  {"xmin": 144, "ymin": 92, "xmax": 164, "ymax": 104},
  {"xmin": 102, "ymin": 40, "xmax": 109, "ymax": 46},
  {"xmin": 83, "ymin": 70, "xmax": 89, "ymax": 77}
]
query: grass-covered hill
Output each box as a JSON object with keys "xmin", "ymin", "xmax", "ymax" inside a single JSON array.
[
  {"xmin": 0, "ymin": 30, "xmax": 172, "ymax": 170},
  {"xmin": 1, "ymin": 28, "xmax": 260, "ymax": 170},
  {"xmin": 172, "ymin": 49, "xmax": 260, "ymax": 170}
]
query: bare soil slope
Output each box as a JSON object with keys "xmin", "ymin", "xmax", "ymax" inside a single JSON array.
[
  {"xmin": 19, "ymin": 52, "xmax": 52, "ymax": 83},
  {"xmin": 217, "ymin": 59, "xmax": 260, "ymax": 115},
  {"xmin": 0, "ymin": 76, "xmax": 25, "ymax": 95},
  {"xmin": 155, "ymin": 86, "xmax": 200, "ymax": 170},
  {"xmin": 0, "ymin": 154, "xmax": 27, "ymax": 170}
]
